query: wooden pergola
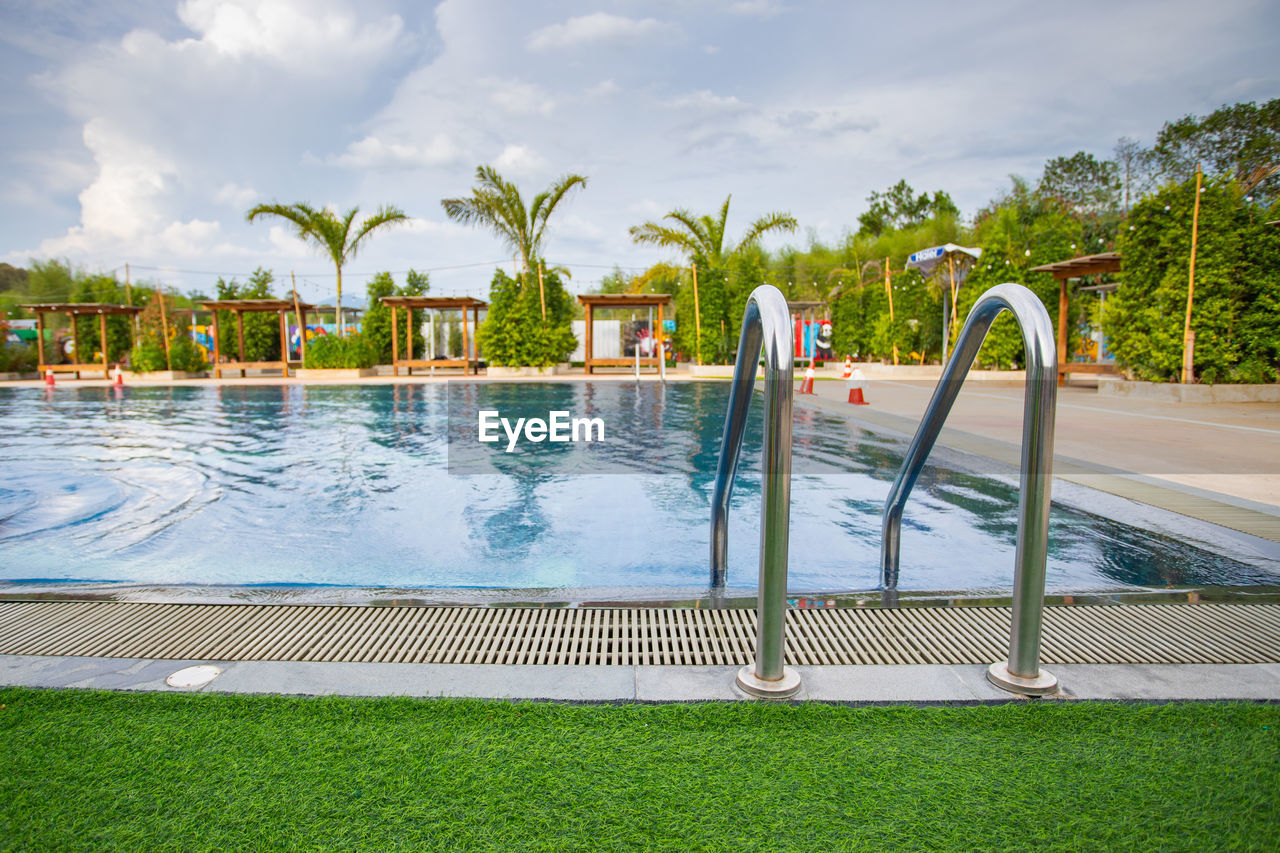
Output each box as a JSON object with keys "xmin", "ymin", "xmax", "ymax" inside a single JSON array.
[
  {"xmin": 1030, "ymin": 252, "xmax": 1122, "ymax": 384},
  {"xmin": 22, "ymin": 303, "xmax": 144, "ymax": 379},
  {"xmin": 577, "ymin": 293, "xmax": 672, "ymax": 373},
  {"xmin": 380, "ymin": 296, "xmax": 487, "ymax": 376},
  {"xmin": 196, "ymin": 298, "xmax": 316, "ymax": 379}
]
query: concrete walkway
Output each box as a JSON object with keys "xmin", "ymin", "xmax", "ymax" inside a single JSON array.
[
  {"xmin": 801, "ymin": 377, "xmax": 1280, "ymax": 540},
  {"xmin": 3, "ymin": 654, "xmax": 1279, "ymax": 702}
]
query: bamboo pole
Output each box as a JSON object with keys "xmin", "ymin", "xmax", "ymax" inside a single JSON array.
[
  {"xmin": 1181, "ymin": 163, "xmax": 1202, "ymax": 384},
  {"xmin": 691, "ymin": 263, "xmax": 702, "ymax": 365},
  {"xmin": 537, "ymin": 262, "xmax": 547, "ymax": 321},
  {"xmin": 158, "ymin": 287, "xmax": 172, "ymax": 370},
  {"xmin": 885, "ymin": 257, "xmax": 898, "ymax": 365},
  {"xmin": 291, "ymin": 273, "xmax": 305, "ymax": 364}
]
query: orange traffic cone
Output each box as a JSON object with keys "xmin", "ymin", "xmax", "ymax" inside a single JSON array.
[
  {"xmin": 44, "ymin": 370, "xmax": 55, "ymax": 387},
  {"xmin": 112, "ymin": 364, "xmax": 124, "ymax": 386},
  {"xmin": 841, "ymin": 357, "xmax": 853, "ymax": 380},
  {"xmin": 799, "ymin": 363, "xmax": 815, "ymax": 395},
  {"xmin": 847, "ymin": 368, "xmax": 869, "ymax": 405}
]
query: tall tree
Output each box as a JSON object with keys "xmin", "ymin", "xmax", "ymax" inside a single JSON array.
[
  {"xmin": 629, "ymin": 195, "xmax": 797, "ymax": 362},
  {"xmin": 1038, "ymin": 151, "xmax": 1122, "ymax": 218},
  {"xmin": 440, "ymin": 165, "xmax": 588, "ymax": 273},
  {"xmin": 856, "ymin": 180, "xmax": 959, "ymax": 237},
  {"xmin": 245, "ymin": 202, "xmax": 409, "ymax": 335},
  {"xmin": 1149, "ymin": 99, "xmax": 1280, "ymax": 202}
]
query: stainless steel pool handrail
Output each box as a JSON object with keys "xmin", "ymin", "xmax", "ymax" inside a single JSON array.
[
  {"xmin": 710, "ymin": 284, "xmax": 800, "ymax": 698},
  {"xmin": 880, "ymin": 282, "xmax": 1060, "ymax": 696}
]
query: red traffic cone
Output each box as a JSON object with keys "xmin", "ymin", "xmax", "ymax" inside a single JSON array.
[
  {"xmin": 846, "ymin": 368, "xmax": 869, "ymax": 405},
  {"xmin": 44, "ymin": 370, "xmax": 55, "ymax": 387},
  {"xmin": 112, "ymin": 364, "xmax": 124, "ymax": 386},
  {"xmin": 799, "ymin": 364, "xmax": 815, "ymax": 395}
]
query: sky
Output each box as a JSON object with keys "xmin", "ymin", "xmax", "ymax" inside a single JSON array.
[{"xmin": 1, "ymin": 0, "xmax": 1277, "ymax": 304}]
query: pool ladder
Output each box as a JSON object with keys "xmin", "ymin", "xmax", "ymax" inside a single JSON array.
[{"xmin": 712, "ymin": 282, "xmax": 1059, "ymax": 697}]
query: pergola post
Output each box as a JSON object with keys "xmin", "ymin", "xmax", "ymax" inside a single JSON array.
[
  {"xmin": 390, "ymin": 304, "xmax": 400, "ymax": 377},
  {"xmin": 212, "ymin": 309, "xmax": 222, "ymax": 379},
  {"xmin": 656, "ymin": 302, "xmax": 665, "ymax": 364},
  {"xmin": 69, "ymin": 311, "xmax": 80, "ymax": 378},
  {"xmin": 1056, "ymin": 275, "xmax": 1069, "ymax": 386},
  {"xmin": 98, "ymin": 312, "xmax": 109, "ymax": 377},
  {"xmin": 462, "ymin": 308, "xmax": 471, "ymax": 376},
  {"xmin": 277, "ymin": 309, "xmax": 288, "ymax": 377},
  {"xmin": 235, "ymin": 310, "xmax": 246, "ymax": 377},
  {"xmin": 406, "ymin": 304, "xmax": 414, "ymax": 366},
  {"xmin": 35, "ymin": 311, "xmax": 46, "ymax": 374},
  {"xmin": 584, "ymin": 303, "xmax": 594, "ymax": 374},
  {"xmin": 473, "ymin": 306, "xmax": 480, "ymax": 363}
]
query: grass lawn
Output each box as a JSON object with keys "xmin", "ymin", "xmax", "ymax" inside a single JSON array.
[{"xmin": 1, "ymin": 688, "xmax": 1277, "ymax": 851}]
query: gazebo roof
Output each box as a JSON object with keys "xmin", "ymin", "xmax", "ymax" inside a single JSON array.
[
  {"xmin": 196, "ymin": 299, "xmax": 316, "ymax": 311},
  {"xmin": 21, "ymin": 303, "xmax": 144, "ymax": 316},
  {"xmin": 380, "ymin": 296, "xmax": 488, "ymax": 309},
  {"xmin": 1030, "ymin": 252, "xmax": 1122, "ymax": 279},
  {"xmin": 577, "ymin": 293, "xmax": 673, "ymax": 307}
]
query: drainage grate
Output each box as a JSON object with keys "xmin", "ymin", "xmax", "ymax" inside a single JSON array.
[{"xmin": 0, "ymin": 601, "xmax": 1277, "ymax": 666}]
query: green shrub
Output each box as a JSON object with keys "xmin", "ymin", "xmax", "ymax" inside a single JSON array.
[
  {"xmin": 129, "ymin": 337, "xmax": 168, "ymax": 372},
  {"xmin": 476, "ymin": 267, "xmax": 576, "ymax": 367},
  {"xmin": 302, "ymin": 333, "xmax": 377, "ymax": 369},
  {"xmin": 0, "ymin": 342, "xmax": 37, "ymax": 373}
]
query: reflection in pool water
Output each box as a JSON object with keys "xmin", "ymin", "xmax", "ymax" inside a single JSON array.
[{"xmin": 0, "ymin": 383, "xmax": 1273, "ymax": 594}]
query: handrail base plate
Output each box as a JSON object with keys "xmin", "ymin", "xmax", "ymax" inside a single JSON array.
[
  {"xmin": 736, "ymin": 665, "xmax": 801, "ymax": 699},
  {"xmin": 987, "ymin": 660, "xmax": 1059, "ymax": 696}
]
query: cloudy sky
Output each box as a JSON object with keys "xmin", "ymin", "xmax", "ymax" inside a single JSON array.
[{"xmin": 1, "ymin": 0, "xmax": 1276, "ymax": 302}]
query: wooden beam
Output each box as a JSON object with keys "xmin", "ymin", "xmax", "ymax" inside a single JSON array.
[
  {"xmin": 99, "ymin": 312, "xmax": 109, "ymax": 378},
  {"xmin": 461, "ymin": 308, "xmax": 470, "ymax": 376},
  {"xmin": 35, "ymin": 311, "xmax": 45, "ymax": 373},
  {"xmin": 391, "ymin": 305, "xmax": 400, "ymax": 376},
  {"xmin": 212, "ymin": 308, "xmax": 222, "ymax": 379},
  {"xmin": 277, "ymin": 310, "xmax": 288, "ymax": 377},
  {"xmin": 584, "ymin": 302, "xmax": 593, "ymax": 374},
  {"xmin": 235, "ymin": 309, "xmax": 246, "ymax": 377},
  {"xmin": 69, "ymin": 311, "xmax": 80, "ymax": 378},
  {"xmin": 1054, "ymin": 279, "xmax": 1064, "ymax": 384}
]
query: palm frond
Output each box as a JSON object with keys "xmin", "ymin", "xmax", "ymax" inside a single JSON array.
[
  {"xmin": 346, "ymin": 205, "xmax": 409, "ymax": 261},
  {"xmin": 738, "ymin": 210, "xmax": 798, "ymax": 249}
]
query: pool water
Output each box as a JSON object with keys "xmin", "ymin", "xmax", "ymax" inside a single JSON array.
[{"xmin": 0, "ymin": 383, "xmax": 1273, "ymax": 595}]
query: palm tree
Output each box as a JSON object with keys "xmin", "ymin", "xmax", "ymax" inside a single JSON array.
[
  {"xmin": 245, "ymin": 202, "xmax": 409, "ymax": 335},
  {"xmin": 440, "ymin": 166, "xmax": 588, "ymax": 273},
  {"xmin": 628, "ymin": 194, "xmax": 797, "ymax": 268}
]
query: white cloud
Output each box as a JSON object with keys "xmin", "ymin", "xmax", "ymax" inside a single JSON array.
[
  {"xmin": 486, "ymin": 78, "xmax": 555, "ymax": 117},
  {"xmin": 330, "ymin": 134, "xmax": 461, "ymax": 170},
  {"xmin": 214, "ymin": 182, "xmax": 259, "ymax": 208},
  {"xmin": 729, "ymin": 0, "xmax": 788, "ymax": 18},
  {"xmin": 586, "ymin": 79, "xmax": 620, "ymax": 98},
  {"xmin": 527, "ymin": 13, "xmax": 677, "ymax": 52},
  {"xmin": 666, "ymin": 90, "xmax": 751, "ymax": 114},
  {"xmin": 174, "ymin": 0, "xmax": 405, "ymax": 71},
  {"xmin": 493, "ymin": 144, "xmax": 546, "ymax": 177}
]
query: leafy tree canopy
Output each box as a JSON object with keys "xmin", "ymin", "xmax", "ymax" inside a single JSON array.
[
  {"xmin": 856, "ymin": 180, "xmax": 959, "ymax": 237},
  {"xmin": 1149, "ymin": 99, "xmax": 1280, "ymax": 202}
]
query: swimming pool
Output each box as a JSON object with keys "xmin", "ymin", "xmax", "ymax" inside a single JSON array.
[{"xmin": 0, "ymin": 383, "xmax": 1275, "ymax": 600}]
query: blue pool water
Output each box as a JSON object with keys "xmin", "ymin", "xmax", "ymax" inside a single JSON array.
[{"xmin": 0, "ymin": 383, "xmax": 1274, "ymax": 596}]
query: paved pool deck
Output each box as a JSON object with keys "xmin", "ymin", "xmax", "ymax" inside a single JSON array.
[
  {"xmin": 3, "ymin": 369, "xmax": 1279, "ymax": 703},
  {"xmin": 3, "ymin": 655, "xmax": 1279, "ymax": 703}
]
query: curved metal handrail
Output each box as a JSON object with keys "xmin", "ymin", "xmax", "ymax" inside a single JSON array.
[
  {"xmin": 880, "ymin": 282, "xmax": 1059, "ymax": 694},
  {"xmin": 709, "ymin": 284, "xmax": 798, "ymax": 696}
]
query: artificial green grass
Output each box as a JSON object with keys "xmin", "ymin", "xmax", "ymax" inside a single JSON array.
[{"xmin": 0, "ymin": 689, "xmax": 1276, "ymax": 852}]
